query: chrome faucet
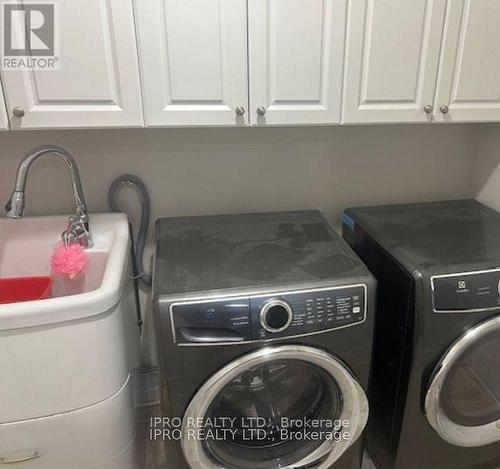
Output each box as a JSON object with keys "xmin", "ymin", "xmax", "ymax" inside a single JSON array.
[{"xmin": 5, "ymin": 145, "xmax": 93, "ymax": 248}]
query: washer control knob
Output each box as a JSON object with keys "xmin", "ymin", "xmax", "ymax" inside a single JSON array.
[{"xmin": 260, "ymin": 300, "xmax": 293, "ymax": 333}]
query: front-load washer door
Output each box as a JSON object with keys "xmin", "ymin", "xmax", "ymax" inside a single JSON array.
[
  {"xmin": 425, "ymin": 315, "xmax": 500, "ymax": 447},
  {"xmin": 181, "ymin": 345, "xmax": 368, "ymax": 469}
]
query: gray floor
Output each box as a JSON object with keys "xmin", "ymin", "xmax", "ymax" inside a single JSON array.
[
  {"xmin": 137, "ymin": 405, "xmax": 166, "ymax": 469},
  {"xmin": 139, "ymin": 405, "xmax": 376, "ymax": 469}
]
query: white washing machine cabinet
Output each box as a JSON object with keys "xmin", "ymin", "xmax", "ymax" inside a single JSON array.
[{"xmin": 154, "ymin": 211, "xmax": 375, "ymax": 469}]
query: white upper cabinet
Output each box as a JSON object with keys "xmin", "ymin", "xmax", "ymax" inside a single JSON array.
[
  {"xmin": 343, "ymin": 0, "xmax": 447, "ymax": 124},
  {"xmin": 1, "ymin": 0, "xmax": 143, "ymax": 129},
  {"xmin": 248, "ymin": 0, "xmax": 346, "ymax": 126},
  {"xmin": 434, "ymin": 0, "xmax": 500, "ymax": 123},
  {"xmin": 135, "ymin": 0, "xmax": 249, "ymax": 127},
  {"xmin": 0, "ymin": 81, "xmax": 7, "ymax": 130},
  {"xmin": 1, "ymin": 0, "xmax": 500, "ymax": 129}
]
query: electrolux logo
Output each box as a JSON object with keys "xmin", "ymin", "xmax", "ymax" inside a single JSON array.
[{"xmin": 1, "ymin": 1, "xmax": 59, "ymax": 70}]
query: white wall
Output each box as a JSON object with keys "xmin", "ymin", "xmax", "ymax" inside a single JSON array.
[{"xmin": 0, "ymin": 124, "xmax": 479, "ymax": 364}]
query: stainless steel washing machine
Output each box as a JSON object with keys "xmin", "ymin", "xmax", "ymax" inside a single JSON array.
[
  {"xmin": 343, "ymin": 199, "xmax": 500, "ymax": 469},
  {"xmin": 153, "ymin": 210, "xmax": 375, "ymax": 469}
]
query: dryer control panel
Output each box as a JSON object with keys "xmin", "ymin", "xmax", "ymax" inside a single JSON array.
[
  {"xmin": 170, "ymin": 285, "xmax": 366, "ymax": 344},
  {"xmin": 432, "ymin": 269, "xmax": 500, "ymax": 311}
]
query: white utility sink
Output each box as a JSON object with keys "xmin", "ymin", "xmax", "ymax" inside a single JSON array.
[
  {"xmin": 0, "ymin": 213, "xmax": 130, "ymax": 330},
  {"xmin": 1, "ymin": 144, "xmax": 140, "ymax": 467},
  {"xmin": 0, "ymin": 213, "xmax": 140, "ymax": 469}
]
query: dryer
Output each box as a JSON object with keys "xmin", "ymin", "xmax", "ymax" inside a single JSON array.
[
  {"xmin": 343, "ymin": 199, "xmax": 500, "ymax": 469},
  {"xmin": 153, "ymin": 210, "xmax": 375, "ymax": 469}
]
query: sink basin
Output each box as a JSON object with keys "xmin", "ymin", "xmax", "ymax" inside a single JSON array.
[{"xmin": 0, "ymin": 213, "xmax": 129, "ymax": 330}]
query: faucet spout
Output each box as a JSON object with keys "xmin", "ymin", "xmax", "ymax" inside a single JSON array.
[
  {"xmin": 5, "ymin": 145, "xmax": 93, "ymax": 248},
  {"xmin": 4, "ymin": 191, "xmax": 25, "ymax": 218}
]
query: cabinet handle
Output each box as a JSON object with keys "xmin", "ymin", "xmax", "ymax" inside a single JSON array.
[
  {"xmin": 424, "ymin": 105, "xmax": 433, "ymax": 114},
  {"xmin": 235, "ymin": 106, "xmax": 245, "ymax": 116},
  {"xmin": 257, "ymin": 106, "xmax": 266, "ymax": 116},
  {"xmin": 440, "ymin": 105, "xmax": 449, "ymax": 114},
  {"xmin": 0, "ymin": 451, "xmax": 41, "ymax": 464},
  {"xmin": 12, "ymin": 107, "xmax": 25, "ymax": 118}
]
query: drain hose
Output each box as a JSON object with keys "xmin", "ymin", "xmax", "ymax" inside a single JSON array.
[{"xmin": 108, "ymin": 175, "xmax": 152, "ymax": 287}]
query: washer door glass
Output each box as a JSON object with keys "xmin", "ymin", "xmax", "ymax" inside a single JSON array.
[
  {"xmin": 181, "ymin": 345, "xmax": 369, "ymax": 469},
  {"xmin": 440, "ymin": 330, "xmax": 500, "ymax": 426},
  {"xmin": 425, "ymin": 316, "xmax": 500, "ymax": 447},
  {"xmin": 204, "ymin": 360, "xmax": 341, "ymax": 468}
]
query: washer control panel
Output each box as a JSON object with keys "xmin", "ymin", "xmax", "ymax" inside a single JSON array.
[
  {"xmin": 432, "ymin": 270, "xmax": 500, "ymax": 311},
  {"xmin": 170, "ymin": 285, "xmax": 366, "ymax": 344},
  {"xmin": 251, "ymin": 285, "xmax": 365, "ymax": 340}
]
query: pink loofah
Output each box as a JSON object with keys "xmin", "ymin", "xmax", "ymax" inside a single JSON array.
[{"xmin": 51, "ymin": 244, "xmax": 89, "ymax": 280}]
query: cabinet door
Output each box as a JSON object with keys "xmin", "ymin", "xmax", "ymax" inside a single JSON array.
[
  {"xmin": 343, "ymin": 0, "xmax": 446, "ymax": 124},
  {"xmin": 135, "ymin": 0, "xmax": 248, "ymax": 127},
  {"xmin": 248, "ymin": 0, "xmax": 346, "ymax": 126},
  {"xmin": 0, "ymin": 80, "xmax": 7, "ymax": 130},
  {"xmin": 1, "ymin": 0, "xmax": 143, "ymax": 129},
  {"xmin": 434, "ymin": 0, "xmax": 500, "ymax": 123}
]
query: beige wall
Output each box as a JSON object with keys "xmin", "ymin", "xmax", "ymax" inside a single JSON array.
[
  {"xmin": 0, "ymin": 124, "xmax": 478, "ymax": 224},
  {"xmin": 474, "ymin": 124, "xmax": 500, "ymax": 208},
  {"xmin": 0, "ymin": 124, "xmax": 479, "ymax": 364}
]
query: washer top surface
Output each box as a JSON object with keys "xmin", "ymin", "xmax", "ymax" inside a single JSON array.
[
  {"xmin": 345, "ymin": 199, "xmax": 500, "ymax": 272},
  {"xmin": 154, "ymin": 210, "xmax": 368, "ymax": 297}
]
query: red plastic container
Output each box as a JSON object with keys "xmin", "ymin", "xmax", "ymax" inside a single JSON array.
[{"xmin": 0, "ymin": 277, "xmax": 53, "ymax": 305}]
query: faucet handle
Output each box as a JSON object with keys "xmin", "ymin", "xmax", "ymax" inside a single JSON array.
[{"xmin": 63, "ymin": 215, "xmax": 93, "ymax": 248}]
